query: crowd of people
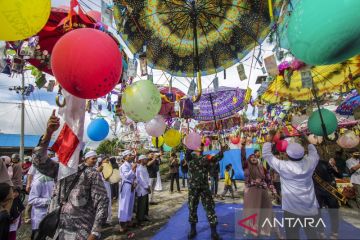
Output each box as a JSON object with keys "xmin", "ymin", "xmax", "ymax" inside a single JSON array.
[{"xmin": 0, "ymin": 114, "xmax": 360, "ymax": 240}]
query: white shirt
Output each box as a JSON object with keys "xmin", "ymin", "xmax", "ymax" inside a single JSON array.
[
  {"xmin": 136, "ymin": 165, "xmax": 151, "ymax": 196},
  {"xmin": 346, "ymin": 157, "xmax": 360, "ymax": 185},
  {"xmin": 119, "ymin": 161, "xmax": 135, "ymax": 183},
  {"xmin": 262, "ymin": 142, "xmax": 319, "ymax": 216},
  {"xmin": 28, "ymin": 165, "xmax": 43, "ymax": 183}
]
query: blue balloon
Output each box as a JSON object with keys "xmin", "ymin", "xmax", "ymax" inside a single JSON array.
[{"xmin": 87, "ymin": 118, "xmax": 109, "ymax": 141}]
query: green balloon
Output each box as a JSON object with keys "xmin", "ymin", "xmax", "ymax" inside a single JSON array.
[
  {"xmin": 122, "ymin": 80, "xmax": 162, "ymax": 122},
  {"xmin": 287, "ymin": 0, "xmax": 360, "ymax": 65},
  {"xmin": 308, "ymin": 109, "xmax": 338, "ymax": 136},
  {"xmin": 163, "ymin": 144, "xmax": 172, "ymax": 152}
]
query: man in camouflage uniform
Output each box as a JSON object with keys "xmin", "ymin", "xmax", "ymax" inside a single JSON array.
[{"xmin": 185, "ymin": 143, "xmax": 227, "ymax": 240}]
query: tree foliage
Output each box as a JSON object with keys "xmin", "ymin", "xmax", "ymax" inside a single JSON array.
[{"xmin": 96, "ymin": 138, "xmax": 124, "ymax": 156}]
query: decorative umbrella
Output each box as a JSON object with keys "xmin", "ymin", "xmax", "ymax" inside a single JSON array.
[
  {"xmin": 157, "ymin": 85, "xmax": 186, "ymax": 118},
  {"xmin": 196, "ymin": 115, "xmax": 241, "ymax": 135},
  {"xmin": 193, "ymin": 86, "xmax": 246, "ymax": 122},
  {"xmin": 259, "ymin": 55, "xmax": 360, "ymax": 104},
  {"xmin": 114, "ymin": 0, "xmax": 280, "ymax": 77},
  {"xmin": 336, "ymin": 90, "xmax": 360, "ymax": 116}
]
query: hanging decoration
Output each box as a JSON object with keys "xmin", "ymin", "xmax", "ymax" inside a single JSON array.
[
  {"xmin": 121, "ymin": 80, "xmax": 162, "ymax": 122},
  {"xmin": 0, "ymin": 0, "xmax": 51, "ymax": 41},
  {"xmin": 287, "ymin": 0, "xmax": 360, "ymax": 65},
  {"xmin": 184, "ymin": 132, "xmax": 202, "ymax": 150},
  {"xmin": 145, "ymin": 115, "xmax": 166, "ymax": 137},
  {"xmin": 308, "ymin": 109, "xmax": 338, "ymax": 136},
  {"xmin": 87, "ymin": 118, "xmax": 110, "ymax": 141},
  {"xmin": 51, "ymin": 28, "xmax": 122, "ymax": 99},
  {"xmin": 163, "ymin": 128, "xmax": 181, "ymax": 148},
  {"xmin": 337, "ymin": 130, "xmax": 360, "ymax": 149}
]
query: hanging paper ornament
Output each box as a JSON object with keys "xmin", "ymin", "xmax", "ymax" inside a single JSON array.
[
  {"xmin": 121, "ymin": 80, "xmax": 161, "ymax": 122},
  {"xmin": 308, "ymin": 109, "xmax": 338, "ymax": 136},
  {"xmin": 145, "ymin": 115, "xmax": 166, "ymax": 137},
  {"xmin": 87, "ymin": 118, "xmax": 109, "ymax": 141},
  {"xmin": 151, "ymin": 136, "xmax": 164, "ymax": 148},
  {"xmin": 337, "ymin": 130, "xmax": 360, "ymax": 149},
  {"xmin": 0, "ymin": 0, "xmax": 51, "ymax": 41},
  {"xmin": 287, "ymin": 0, "xmax": 360, "ymax": 65},
  {"xmin": 164, "ymin": 128, "xmax": 181, "ymax": 148},
  {"xmin": 184, "ymin": 132, "xmax": 202, "ymax": 150},
  {"xmin": 51, "ymin": 28, "xmax": 122, "ymax": 99}
]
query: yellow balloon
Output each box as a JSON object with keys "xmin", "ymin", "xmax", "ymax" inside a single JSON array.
[
  {"xmin": 151, "ymin": 136, "xmax": 164, "ymax": 148},
  {"xmin": 164, "ymin": 129, "xmax": 181, "ymax": 148},
  {"xmin": 0, "ymin": 0, "xmax": 51, "ymax": 41}
]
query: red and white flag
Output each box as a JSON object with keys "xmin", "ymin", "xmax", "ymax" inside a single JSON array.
[{"xmin": 51, "ymin": 90, "xmax": 86, "ymax": 179}]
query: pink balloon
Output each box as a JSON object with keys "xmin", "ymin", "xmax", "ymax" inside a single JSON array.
[
  {"xmin": 145, "ymin": 115, "xmax": 166, "ymax": 137},
  {"xmin": 204, "ymin": 137, "xmax": 211, "ymax": 146},
  {"xmin": 337, "ymin": 131, "xmax": 360, "ymax": 149},
  {"xmin": 185, "ymin": 132, "xmax": 202, "ymax": 150}
]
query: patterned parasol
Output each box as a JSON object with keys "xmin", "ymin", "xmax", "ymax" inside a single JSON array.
[
  {"xmin": 193, "ymin": 86, "xmax": 246, "ymax": 121},
  {"xmin": 336, "ymin": 90, "xmax": 360, "ymax": 116},
  {"xmin": 157, "ymin": 85, "xmax": 185, "ymax": 118},
  {"xmin": 259, "ymin": 55, "xmax": 360, "ymax": 103},
  {"xmin": 114, "ymin": 0, "xmax": 279, "ymax": 76}
]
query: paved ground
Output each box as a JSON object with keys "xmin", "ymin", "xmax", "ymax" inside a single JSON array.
[{"xmin": 17, "ymin": 180, "xmax": 360, "ymax": 240}]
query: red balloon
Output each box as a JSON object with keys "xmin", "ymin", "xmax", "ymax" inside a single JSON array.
[
  {"xmin": 273, "ymin": 132, "xmax": 281, "ymax": 143},
  {"xmin": 230, "ymin": 136, "xmax": 240, "ymax": 144},
  {"xmin": 276, "ymin": 140, "xmax": 288, "ymax": 152},
  {"xmin": 51, "ymin": 28, "xmax": 122, "ymax": 99}
]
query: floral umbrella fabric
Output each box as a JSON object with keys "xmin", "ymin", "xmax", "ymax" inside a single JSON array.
[
  {"xmin": 114, "ymin": 0, "xmax": 280, "ymax": 77},
  {"xmin": 260, "ymin": 55, "xmax": 360, "ymax": 103},
  {"xmin": 336, "ymin": 90, "xmax": 360, "ymax": 116},
  {"xmin": 193, "ymin": 86, "xmax": 246, "ymax": 121}
]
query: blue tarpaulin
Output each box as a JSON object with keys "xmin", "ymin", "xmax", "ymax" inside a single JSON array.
[{"xmin": 179, "ymin": 148, "xmax": 257, "ymax": 180}]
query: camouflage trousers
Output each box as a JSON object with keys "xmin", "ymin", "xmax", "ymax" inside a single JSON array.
[{"xmin": 188, "ymin": 185, "xmax": 217, "ymax": 226}]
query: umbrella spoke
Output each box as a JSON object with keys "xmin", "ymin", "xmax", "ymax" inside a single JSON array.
[{"xmin": 198, "ymin": 15, "xmax": 219, "ymax": 71}]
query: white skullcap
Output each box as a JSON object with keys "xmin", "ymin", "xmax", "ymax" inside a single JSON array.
[
  {"xmin": 286, "ymin": 143, "xmax": 305, "ymax": 160},
  {"xmin": 84, "ymin": 151, "xmax": 97, "ymax": 159},
  {"xmin": 138, "ymin": 155, "xmax": 147, "ymax": 161},
  {"xmin": 121, "ymin": 150, "xmax": 132, "ymax": 157}
]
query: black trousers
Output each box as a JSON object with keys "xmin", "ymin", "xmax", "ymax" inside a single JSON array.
[
  {"xmin": 315, "ymin": 188, "xmax": 339, "ymax": 234},
  {"xmin": 137, "ymin": 194, "xmax": 149, "ymax": 222},
  {"xmin": 170, "ymin": 172, "xmax": 180, "ymax": 192},
  {"xmin": 111, "ymin": 182, "xmax": 119, "ymax": 199},
  {"xmin": 284, "ymin": 211, "xmax": 319, "ymax": 240}
]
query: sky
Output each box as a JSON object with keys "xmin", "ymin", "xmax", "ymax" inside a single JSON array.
[{"xmin": 0, "ymin": 0, "xmax": 275, "ymax": 147}]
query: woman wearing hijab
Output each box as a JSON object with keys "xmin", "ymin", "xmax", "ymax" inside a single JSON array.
[{"xmin": 242, "ymin": 153, "xmax": 276, "ymax": 237}]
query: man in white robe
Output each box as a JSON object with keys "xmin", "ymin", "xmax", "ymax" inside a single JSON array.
[
  {"xmin": 136, "ymin": 155, "xmax": 151, "ymax": 224},
  {"xmin": 262, "ymin": 133, "xmax": 319, "ymax": 240},
  {"xmin": 118, "ymin": 150, "xmax": 137, "ymax": 232}
]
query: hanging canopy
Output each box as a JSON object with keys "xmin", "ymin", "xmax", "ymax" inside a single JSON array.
[
  {"xmin": 336, "ymin": 90, "xmax": 360, "ymax": 116},
  {"xmin": 193, "ymin": 86, "xmax": 246, "ymax": 121},
  {"xmin": 259, "ymin": 55, "xmax": 360, "ymax": 103},
  {"xmin": 114, "ymin": 0, "xmax": 280, "ymax": 77}
]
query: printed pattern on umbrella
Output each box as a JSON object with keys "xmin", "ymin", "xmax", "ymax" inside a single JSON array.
[
  {"xmin": 196, "ymin": 115, "xmax": 241, "ymax": 133},
  {"xmin": 193, "ymin": 86, "xmax": 246, "ymax": 121},
  {"xmin": 114, "ymin": 0, "xmax": 280, "ymax": 76},
  {"xmin": 336, "ymin": 90, "xmax": 360, "ymax": 116}
]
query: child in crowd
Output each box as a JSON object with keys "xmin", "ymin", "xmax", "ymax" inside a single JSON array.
[{"xmin": 221, "ymin": 165, "xmax": 234, "ymax": 199}]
